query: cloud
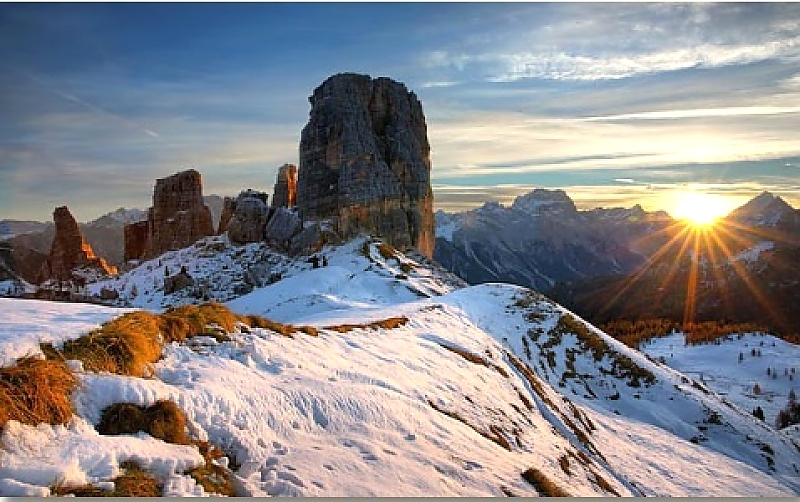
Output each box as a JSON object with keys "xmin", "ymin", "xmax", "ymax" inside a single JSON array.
[
  {"xmin": 421, "ymin": 81, "xmax": 460, "ymax": 88},
  {"xmin": 575, "ymin": 106, "xmax": 800, "ymax": 122},
  {"xmin": 426, "ymin": 38, "xmax": 800, "ymax": 83}
]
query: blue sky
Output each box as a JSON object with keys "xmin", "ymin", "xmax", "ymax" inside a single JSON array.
[{"xmin": 1, "ymin": 2, "xmax": 799, "ymax": 221}]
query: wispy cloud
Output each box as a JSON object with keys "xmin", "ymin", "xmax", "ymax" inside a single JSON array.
[
  {"xmin": 575, "ymin": 106, "xmax": 800, "ymax": 122},
  {"xmin": 425, "ymin": 38, "xmax": 800, "ymax": 83}
]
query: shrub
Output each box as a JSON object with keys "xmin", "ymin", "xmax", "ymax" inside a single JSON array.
[
  {"xmin": 0, "ymin": 356, "xmax": 77, "ymax": 430},
  {"xmin": 521, "ymin": 467, "xmax": 571, "ymax": 497},
  {"xmin": 97, "ymin": 400, "xmax": 189, "ymax": 445}
]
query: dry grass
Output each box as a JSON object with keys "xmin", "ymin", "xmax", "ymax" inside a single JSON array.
[
  {"xmin": 245, "ymin": 315, "xmax": 319, "ymax": 337},
  {"xmin": 0, "ymin": 356, "xmax": 77, "ymax": 430},
  {"xmin": 43, "ymin": 303, "xmax": 248, "ymax": 377},
  {"xmin": 377, "ymin": 242, "xmax": 397, "ymax": 260},
  {"xmin": 96, "ymin": 401, "xmax": 235, "ymax": 495},
  {"xmin": 161, "ymin": 303, "xmax": 237, "ymax": 342},
  {"xmin": 97, "ymin": 400, "xmax": 189, "ymax": 445},
  {"xmin": 521, "ymin": 467, "xmax": 571, "ymax": 497},
  {"xmin": 53, "ymin": 311, "xmax": 163, "ymax": 378},
  {"xmin": 53, "ymin": 461, "xmax": 161, "ymax": 497},
  {"xmin": 324, "ymin": 316, "xmax": 409, "ymax": 333},
  {"xmin": 186, "ymin": 441, "xmax": 235, "ymax": 496}
]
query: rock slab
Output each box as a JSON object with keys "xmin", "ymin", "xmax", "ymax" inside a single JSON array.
[{"xmin": 298, "ymin": 73, "xmax": 434, "ymax": 258}]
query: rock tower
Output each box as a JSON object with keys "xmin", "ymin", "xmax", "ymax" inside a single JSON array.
[
  {"xmin": 272, "ymin": 164, "xmax": 298, "ymax": 208},
  {"xmin": 297, "ymin": 73, "xmax": 434, "ymax": 258},
  {"xmin": 37, "ymin": 206, "xmax": 116, "ymax": 283},
  {"xmin": 123, "ymin": 169, "xmax": 215, "ymax": 261}
]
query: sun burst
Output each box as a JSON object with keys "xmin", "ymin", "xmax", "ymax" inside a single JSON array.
[{"xmin": 669, "ymin": 192, "xmax": 735, "ymax": 228}]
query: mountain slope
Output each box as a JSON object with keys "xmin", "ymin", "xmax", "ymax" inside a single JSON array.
[{"xmin": 1, "ymin": 239, "xmax": 798, "ymax": 496}]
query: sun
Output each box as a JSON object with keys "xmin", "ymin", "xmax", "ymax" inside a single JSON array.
[{"xmin": 669, "ymin": 192, "xmax": 734, "ymax": 227}]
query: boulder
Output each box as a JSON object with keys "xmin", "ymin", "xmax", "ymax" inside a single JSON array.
[
  {"xmin": 227, "ymin": 190, "xmax": 270, "ymax": 245},
  {"xmin": 264, "ymin": 207, "xmax": 302, "ymax": 246},
  {"xmin": 297, "ymin": 73, "xmax": 435, "ymax": 258},
  {"xmin": 164, "ymin": 267, "xmax": 195, "ymax": 295},
  {"xmin": 272, "ymin": 164, "xmax": 298, "ymax": 208},
  {"xmin": 36, "ymin": 206, "xmax": 116, "ymax": 284}
]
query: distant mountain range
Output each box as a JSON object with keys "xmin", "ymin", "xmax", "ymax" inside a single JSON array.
[
  {"xmin": 435, "ymin": 189, "xmax": 800, "ymax": 339},
  {"xmin": 434, "ymin": 188, "xmax": 674, "ymax": 292}
]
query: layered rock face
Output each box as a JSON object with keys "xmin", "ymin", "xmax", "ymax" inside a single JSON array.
[
  {"xmin": 298, "ymin": 73, "xmax": 434, "ymax": 258},
  {"xmin": 123, "ymin": 220, "xmax": 149, "ymax": 262},
  {"xmin": 124, "ymin": 170, "xmax": 215, "ymax": 261},
  {"xmin": 37, "ymin": 206, "xmax": 116, "ymax": 284},
  {"xmin": 145, "ymin": 170, "xmax": 214, "ymax": 257},
  {"xmin": 272, "ymin": 164, "xmax": 298, "ymax": 208}
]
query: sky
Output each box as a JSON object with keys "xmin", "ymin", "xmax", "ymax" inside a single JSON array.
[{"xmin": 1, "ymin": 2, "xmax": 799, "ymax": 222}]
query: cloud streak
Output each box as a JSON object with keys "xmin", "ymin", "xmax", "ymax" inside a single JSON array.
[{"xmin": 575, "ymin": 106, "xmax": 800, "ymax": 122}]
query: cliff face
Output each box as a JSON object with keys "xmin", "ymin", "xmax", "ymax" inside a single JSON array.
[
  {"xmin": 123, "ymin": 170, "xmax": 215, "ymax": 262},
  {"xmin": 145, "ymin": 169, "xmax": 214, "ymax": 258},
  {"xmin": 297, "ymin": 73, "xmax": 434, "ymax": 258},
  {"xmin": 37, "ymin": 206, "xmax": 116, "ymax": 284}
]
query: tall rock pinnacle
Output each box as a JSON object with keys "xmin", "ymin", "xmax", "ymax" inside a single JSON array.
[
  {"xmin": 37, "ymin": 206, "xmax": 116, "ymax": 284},
  {"xmin": 297, "ymin": 73, "xmax": 435, "ymax": 258}
]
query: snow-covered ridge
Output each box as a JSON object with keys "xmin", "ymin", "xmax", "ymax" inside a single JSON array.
[{"xmin": 0, "ymin": 236, "xmax": 798, "ymax": 496}]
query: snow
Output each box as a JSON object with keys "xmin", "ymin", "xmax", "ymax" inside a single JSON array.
[
  {"xmin": 0, "ymin": 239, "xmax": 798, "ymax": 496},
  {"xmin": 639, "ymin": 332, "xmax": 800, "ymax": 427},
  {"xmin": 730, "ymin": 241, "xmax": 775, "ymax": 263}
]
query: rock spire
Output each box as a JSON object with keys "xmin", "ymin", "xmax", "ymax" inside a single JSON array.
[
  {"xmin": 37, "ymin": 206, "xmax": 116, "ymax": 284},
  {"xmin": 297, "ymin": 73, "xmax": 434, "ymax": 258}
]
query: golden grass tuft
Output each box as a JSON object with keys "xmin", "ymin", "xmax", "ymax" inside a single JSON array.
[
  {"xmin": 186, "ymin": 441, "xmax": 236, "ymax": 496},
  {"xmin": 161, "ymin": 302, "xmax": 237, "ymax": 342},
  {"xmin": 55, "ymin": 311, "xmax": 163, "ymax": 377},
  {"xmin": 0, "ymin": 356, "xmax": 77, "ymax": 430},
  {"xmin": 521, "ymin": 467, "xmax": 571, "ymax": 497},
  {"xmin": 324, "ymin": 316, "xmax": 409, "ymax": 333},
  {"xmin": 97, "ymin": 400, "xmax": 189, "ymax": 445},
  {"xmin": 377, "ymin": 242, "xmax": 397, "ymax": 260},
  {"xmin": 244, "ymin": 315, "xmax": 319, "ymax": 337},
  {"xmin": 53, "ymin": 461, "xmax": 162, "ymax": 497}
]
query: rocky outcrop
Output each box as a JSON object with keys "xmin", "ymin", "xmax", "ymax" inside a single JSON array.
[
  {"xmin": 297, "ymin": 73, "xmax": 435, "ymax": 258},
  {"xmin": 227, "ymin": 190, "xmax": 271, "ymax": 245},
  {"xmin": 164, "ymin": 266, "xmax": 195, "ymax": 295},
  {"xmin": 217, "ymin": 197, "xmax": 235, "ymax": 234},
  {"xmin": 145, "ymin": 170, "xmax": 214, "ymax": 258},
  {"xmin": 123, "ymin": 170, "xmax": 215, "ymax": 261},
  {"xmin": 37, "ymin": 206, "xmax": 116, "ymax": 284},
  {"xmin": 272, "ymin": 164, "xmax": 298, "ymax": 208},
  {"xmin": 123, "ymin": 220, "xmax": 149, "ymax": 262}
]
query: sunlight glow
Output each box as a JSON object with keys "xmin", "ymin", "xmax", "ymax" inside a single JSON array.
[{"xmin": 669, "ymin": 192, "xmax": 737, "ymax": 227}]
